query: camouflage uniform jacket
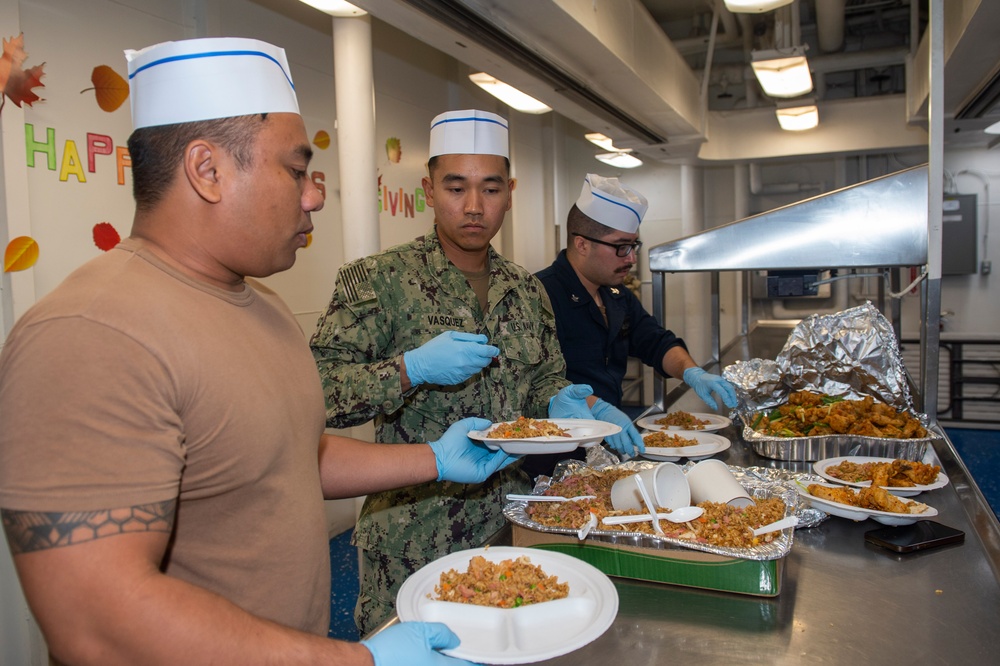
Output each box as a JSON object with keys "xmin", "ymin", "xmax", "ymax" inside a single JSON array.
[{"xmin": 310, "ymin": 227, "xmax": 570, "ymax": 559}]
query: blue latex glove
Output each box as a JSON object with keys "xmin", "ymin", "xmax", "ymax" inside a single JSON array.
[
  {"xmin": 403, "ymin": 331, "xmax": 499, "ymax": 386},
  {"xmin": 361, "ymin": 622, "xmax": 478, "ymax": 666},
  {"xmin": 429, "ymin": 417, "xmax": 519, "ymax": 483},
  {"xmin": 547, "ymin": 384, "xmax": 595, "ymax": 420},
  {"xmin": 683, "ymin": 367, "xmax": 739, "ymax": 410},
  {"xmin": 591, "ymin": 399, "xmax": 645, "ymax": 458}
]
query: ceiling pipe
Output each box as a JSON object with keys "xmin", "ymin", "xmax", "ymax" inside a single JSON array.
[
  {"xmin": 815, "ymin": 0, "xmax": 847, "ymax": 53},
  {"xmin": 748, "ymin": 163, "xmax": 823, "ymax": 195}
]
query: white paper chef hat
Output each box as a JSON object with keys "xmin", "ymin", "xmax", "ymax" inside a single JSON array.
[
  {"xmin": 126, "ymin": 37, "xmax": 299, "ymax": 130},
  {"xmin": 576, "ymin": 174, "xmax": 648, "ymax": 234},
  {"xmin": 429, "ymin": 109, "xmax": 509, "ymax": 158}
]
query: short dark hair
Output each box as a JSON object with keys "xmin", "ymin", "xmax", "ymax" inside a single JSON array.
[
  {"xmin": 127, "ymin": 114, "xmax": 269, "ymax": 211},
  {"xmin": 427, "ymin": 154, "xmax": 511, "ymax": 178},
  {"xmin": 567, "ymin": 204, "xmax": 614, "ymax": 238}
]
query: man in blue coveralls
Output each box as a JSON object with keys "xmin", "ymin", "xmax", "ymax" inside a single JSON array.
[{"xmin": 524, "ymin": 174, "xmax": 739, "ymax": 478}]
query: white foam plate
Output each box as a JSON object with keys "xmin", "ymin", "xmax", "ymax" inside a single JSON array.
[
  {"xmin": 635, "ymin": 412, "xmax": 731, "ymax": 433},
  {"xmin": 795, "ymin": 481, "xmax": 938, "ymax": 526},
  {"xmin": 812, "ymin": 456, "xmax": 949, "ymax": 497},
  {"xmin": 639, "ymin": 431, "xmax": 731, "ymax": 462},
  {"xmin": 470, "ymin": 419, "xmax": 620, "ymax": 455},
  {"xmin": 396, "ymin": 546, "xmax": 618, "ymax": 664}
]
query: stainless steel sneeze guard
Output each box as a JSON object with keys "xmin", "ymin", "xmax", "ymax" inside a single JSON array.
[{"xmin": 648, "ymin": 165, "xmax": 928, "ymax": 273}]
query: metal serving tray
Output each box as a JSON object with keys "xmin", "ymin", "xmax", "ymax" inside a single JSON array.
[
  {"xmin": 738, "ymin": 421, "xmax": 940, "ymax": 462},
  {"xmin": 504, "ymin": 461, "xmax": 802, "ymax": 562}
]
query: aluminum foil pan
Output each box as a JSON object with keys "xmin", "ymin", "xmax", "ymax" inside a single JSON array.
[
  {"xmin": 723, "ymin": 302, "xmax": 938, "ymax": 461},
  {"xmin": 505, "ymin": 460, "xmax": 808, "ymax": 562}
]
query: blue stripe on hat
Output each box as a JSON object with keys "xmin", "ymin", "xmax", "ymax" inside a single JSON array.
[
  {"xmin": 129, "ymin": 49, "xmax": 295, "ymax": 91},
  {"xmin": 589, "ymin": 187, "xmax": 643, "ymax": 227},
  {"xmin": 431, "ymin": 115, "xmax": 508, "ymax": 131}
]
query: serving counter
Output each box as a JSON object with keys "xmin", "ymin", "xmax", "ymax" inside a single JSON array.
[
  {"xmin": 531, "ymin": 325, "xmax": 1000, "ymax": 665},
  {"xmin": 369, "ymin": 323, "xmax": 1000, "ymax": 663}
]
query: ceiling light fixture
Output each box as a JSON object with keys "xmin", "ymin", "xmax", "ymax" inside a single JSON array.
[
  {"xmin": 298, "ymin": 0, "xmax": 366, "ymax": 16},
  {"xmin": 585, "ymin": 132, "xmax": 619, "ymax": 151},
  {"xmin": 468, "ymin": 73, "xmax": 552, "ymax": 114},
  {"xmin": 751, "ymin": 47, "xmax": 813, "ymax": 98},
  {"xmin": 724, "ymin": 0, "xmax": 795, "ymax": 13},
  {"xmin": 985, "ymin": 120, "xmax": 1000, "ymax": 135},
  {"xmin": 595, "ymin": 152, "xmax": 643, "ymax": 169},
  {"xmin": 775, "ymin": 103, "xmax": 819, "ymax": 131}
]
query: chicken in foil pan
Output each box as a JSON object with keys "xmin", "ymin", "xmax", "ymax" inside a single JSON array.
[{"xmin": 723, "ymin": 302, "xmax": 939, "ymax": 461}]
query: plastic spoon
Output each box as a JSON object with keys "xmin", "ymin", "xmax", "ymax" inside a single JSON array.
[
  {"xmin": 602, "ymin": 506, "xmax": 704, "ymax": 526},
  {"xmin": 633, "ymin": 474, "xmax": 664, "ymax": 534},
  {"xmin": 505, "ymin": 494, "xmax": 597, "ymax": 503},
  {"xmin": 752, "ymin": 515, "xmax": 800, "ymax": 536},
  {"xmin": 577, "ymin": 513, "xmax": 598, "ymax": 540}
]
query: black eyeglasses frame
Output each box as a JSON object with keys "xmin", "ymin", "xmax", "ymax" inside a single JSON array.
[{"xmin": 572, "ymin": 233, "xmax": 643, "ymax": 257}]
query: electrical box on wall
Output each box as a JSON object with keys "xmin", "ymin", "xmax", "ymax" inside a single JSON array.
[
  {"xmin": 942, "ymin": 194, "xmax": 978, "ymax": 275},
  {"xmin": 751, "ymin": 270, "xmax": 832, "ymax": 299}
]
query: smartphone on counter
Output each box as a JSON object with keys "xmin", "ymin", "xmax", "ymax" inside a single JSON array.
[{"xmin": 864, "ymin": 520, "xmax": 965, "ymax": 553}]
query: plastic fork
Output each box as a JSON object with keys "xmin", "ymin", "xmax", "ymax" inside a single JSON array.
[{"xmin": 505, "ymin": 494, "xmax": 597, "ymax": 503}]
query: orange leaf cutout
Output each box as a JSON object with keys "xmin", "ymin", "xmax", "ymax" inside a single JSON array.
[
  {"xmin": 313, "ymin": 130, "xmax": 330, "ymax": 150},
  {"xmin": 1, "ymin": 34, "xmax": 46, "ymax": 110},
  {"xmin": 4, "ymin": 236, "xmax": 39, "ymax": 272},
  {"xmin": 93, "ymin": 222, "xmax": 121, "ymax": 251},
  {"xmin": 87, "ymin": 65, "xmax": 129, "ymax": 112}
]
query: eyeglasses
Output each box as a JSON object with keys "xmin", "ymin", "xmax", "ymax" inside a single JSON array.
[{"xmin": 572, "ymin": 233, "xmax": 643, "ymax": 257}]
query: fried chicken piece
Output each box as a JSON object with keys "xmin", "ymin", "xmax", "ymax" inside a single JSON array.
[
  {"xmin": 807, "ymin": 484, "xmax": 860, "ymax": 506},
  {"xmin": 869, "ymin": 463, "xmax": 891, "ymax": 488},
  {"xmin": 858, "ymin": 484, "xmax": 912, "ymax": 513},
  {"xmin": 891, "ymin": 460, "xmax": 940, "ymax": 486}
]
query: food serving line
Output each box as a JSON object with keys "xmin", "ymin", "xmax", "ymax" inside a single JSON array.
[
  {"xmin": 369, "ymin": 322, "xmax": 1000, "ymax": 665},
  {"xmin": 528, "ymin": 349, "xmax": 1000, "ymax": 664}
]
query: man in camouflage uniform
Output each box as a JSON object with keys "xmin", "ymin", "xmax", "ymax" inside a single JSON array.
[{"xmin": 312, "ymin": 110, "xmax": 616, "ymax": 635}]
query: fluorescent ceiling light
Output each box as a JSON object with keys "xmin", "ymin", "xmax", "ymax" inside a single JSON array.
[
  {"xmin": 595, "ymin": 152, "xmax": 643, "ymax": 169},
  {"xmin": 585, "ymin": 132, "xmax": 618, "ymax": 151},
  {"xmin": 985, "ymin": 120, "xmax": 1000, "ymax": 135},
  {"xmin": 776, "ymin": 104, "xmax": 819, "ymax": 131},
  {"xmin": 751, "ymin": 48, "xmax": 813, "ymax": 98},
  {"xmin": 724, "ymin": 0, "xmax": 795, "ymax": 13},
  {"xmin": 468, "ymin": 73, "xmax": 551, "ymax": 114},
  {"xmin": 298, "ymin": 0, "xmax": 366, "ymax": 17}
]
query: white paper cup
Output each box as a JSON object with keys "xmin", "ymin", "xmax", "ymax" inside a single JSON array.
[
  {"xmin": 610, "ymin": 463, "xmax": 690, "ymax": 511},
  {"xmin": 686, "ymin": 459, "xmax": 754, "ymax": 508}
]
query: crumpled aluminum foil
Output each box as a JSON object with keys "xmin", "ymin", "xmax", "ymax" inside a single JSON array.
[
  {"xmin": 726, "ymin": 301, "xmax": 917, "ymax": 412},
  {"xmin": 722, "ymin": 302, "xmax": 937, "ymax": 458},
  {"xmin": 505, "ymin": 460, "xmax": 819, "ymax": 562}
]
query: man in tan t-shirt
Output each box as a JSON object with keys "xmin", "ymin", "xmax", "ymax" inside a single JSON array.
[{"xmin": 0, "ymin": 37, "xmax": 514, "ymax": 666}]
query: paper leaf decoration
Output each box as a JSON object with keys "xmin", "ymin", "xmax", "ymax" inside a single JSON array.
[
  {"xmin": 386, "ymin": 137, "xmax": 401, "ymax": 163},
  {"xmin": 84, "ymin": 65, "xmax": 129, "ymax": 112},
  {"xmin": 93, "ymin": 222, "xmax": 121, "ymax": 251},
  {"xmin": 313, "ymin": 130, "xmax": 330, "ymax": 150},
  {"xmin": 0, "ymin": 33, "xmax": 46, "ymax": 110},
  {"xmin": 4, "ymin": 236, "xmax": 39, "ymax": 272}
]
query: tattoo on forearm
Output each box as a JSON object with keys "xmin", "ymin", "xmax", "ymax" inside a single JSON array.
[{"xmin": 1, "ymin": 501, "xmax": 176, "ymax": 555}]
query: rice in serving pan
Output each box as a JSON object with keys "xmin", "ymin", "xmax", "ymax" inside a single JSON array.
[{"xmin": 505, "ymin": 462, "xmax": 799, "ymax": 560}]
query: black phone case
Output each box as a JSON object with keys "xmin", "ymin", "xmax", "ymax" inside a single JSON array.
[{"xmin": 864, "ymin": 520, "xmax": 965, "ymax": 553}]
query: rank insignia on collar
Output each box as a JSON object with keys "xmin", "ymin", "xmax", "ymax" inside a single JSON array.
[
  {"xmin": 610, "ymin": 287, "xmax": 620, "ymax": 295},
  {"xmin": 571, "ymin": 294, "xmax": 580, "ymax": 302}
]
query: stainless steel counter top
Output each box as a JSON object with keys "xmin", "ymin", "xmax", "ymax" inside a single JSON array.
[
  {"xmin": 534, "ymin": 412, "xmax": 1000, "ymax": 664},
  {"xmin": 535, "ymin": 326, "xmax": 1000, "ymax": 664}
]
